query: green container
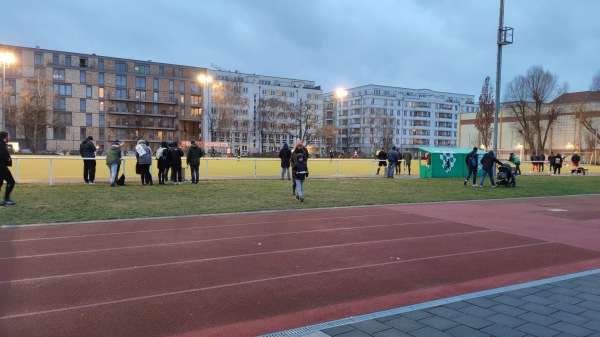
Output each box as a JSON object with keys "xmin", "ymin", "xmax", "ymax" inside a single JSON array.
[{"xmin": 418, "ymin": 147, "xmax": 486, "ymax": 178}]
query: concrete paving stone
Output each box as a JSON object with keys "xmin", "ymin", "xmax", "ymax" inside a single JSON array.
[
  {"xmin": 410, "ymin": 326, "xmax": 454, "ymax": 337},
  {"xmin": 322, "ymin": 325, "xmax": 356, "ymax": 336},
  {"xmin": 548, "ymin": 293, "xmax": 585, "ymax": 305},
  {"xmin": 503, "ymin": 289, "xmax": 535, "ymax": 298},
  {"xmin": 534, "ymin": 290, "xmax": 559, "ymax": 298},
  {"xmin": 518, "ymin": 312, "xmax": 560, "ymax": 326},
  {"xmin": 490, "ymin": 294, "xmax": 529, "ymax": 307},
  {"xmin": 481, "ymin": 323, "xmax": 527, "ymax": 337},
  {"xmin": 443, "ymin": 301, "xmax": 471, "ymax": 310},
  {"xmin": 587, "ymin": 333, "xmax": 600, "ymax": 337},
  {"xmin": 549, "ymin": 301, "xmax": 588, "ymax": 315},
  {"xmin": 581, "ymin": 310, "xmax": 600, "ymax": 320},
  {"xmin": 489, "ymin": 304, "xmax": 528, "ymax": 317},
  {"xmin": 520, "ymin": 294, "xmax": 558, "ymax": 306},
  {"xmin": 550, "ymin": 310, "xmax": 592, "ymax": 325},
  {"xmin": 582, "ymin": 319, "xmax": 600, "ymax": 331},
  {"xmin": 515, "ymin": 322, "xmax": 561, "ymax": 337},
  {"xmin": 375, "ymin": 313, "xmax": 403, "ymax": 323},
  {"xmin": 465, "ymin": 297, "xmax": 499, "ymax": 308},
  {"xmin": 551, "ymin": 279, "xmax": 579, "ymax": 289},
  {"xmin": 384, "ymin": 316, "xmax": 426, "ymax": 332},
  {"xmin": 333, "ymin": 330, "xmax": 372, "ymax": 337},
  {"xmin": 535, "ymin": 284, "xmax": 555, "ymax": 291},
  {"xmin": 580, "ymin": 301, "xmax": 600, "ymax": 312},
  {"xmin": 458, "ymin": 304, "xmax": 497, "ymax": 318},
  {"xmin": 548, "ymin": 286, "xmax": 582, "ymax": 297},
  {"xmin": 400, "ymin": 310, "xmax": 433, "ymax": 321},
  {"xmin": 445, "ymin": 324, "xmax": 491, "ymax": 337},
  {"xmin": 350, "ymin": 320, "xmax": 390, "ymax": 334},
  {"xmin": 302, "ymin": 333, "xmax": 331, "ymax": 337},
  {"xmin": 555, "ymin": 333, "xmax": 578, "ymax": 337},
  {"xmin": 549, "ymin": 321, "xmax": 594, "ymax": 337},
  {"xmin": 418, "ymin": 316, "xmax": 460, "ymax": 331},
  {"xmin": 372, "ymin": 328, "xmax": 412, "ymax": 337},
  {"xmin": 426, "ymin": 306, "xmax": 465, "ymax": 319},
  {"xmin": 486, "ymin": 313, "xmax": 527, "ymax": 328},
  {"xmin": 576, "ymin": 286, "xmax": 600, "ymax": 296},
  {"xmin": 453, "ymin": 314, "xmax": 494, "ymax": 329},
  {"xmin": 519, "ymin": 302, "xmax": 560, "ymax": 316},
  {"xmin": 576, "ymin": 293, "xmax": 600, "ymax": 303}
]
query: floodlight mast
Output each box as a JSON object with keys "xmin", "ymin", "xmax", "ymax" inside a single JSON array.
[{"xmin": 493, "ymin": 0, "xmax": 513, "ymax": 156}]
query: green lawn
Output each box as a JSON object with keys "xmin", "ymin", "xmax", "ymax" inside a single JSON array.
[{"xmin": 2, "ymin": 175, "xmax": 599, "ymax": 226}]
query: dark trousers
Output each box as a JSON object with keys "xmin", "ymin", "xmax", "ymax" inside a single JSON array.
[
  {"xmin": 158, "ymin": 166, "xmax": 168, "ymax": 184},
  {"xmin": 0, "ymin": 166, "xmax": 16, "ymax": 201},
  {"xmin": 140, "ymin": 164, "xmax": 152, "ymax": 185},
  {"xmin": 171, "ymin": 165, "xmax": 182, "ymax": 182},
  {"xmin": 83, "ymin": 159, "xmax": 96, "ymax": 183},
  {"xmin": 465, "ymin": 166, "xmax": 477, "ymax": 184},
  {"xmin": 190, "ymin": 165, "xmax": 199, "ymax": 183}
]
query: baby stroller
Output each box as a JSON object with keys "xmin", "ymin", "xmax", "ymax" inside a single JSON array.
[{"xmin": 496, "ymin": 163, "xmax": 516, "ymax": 187}]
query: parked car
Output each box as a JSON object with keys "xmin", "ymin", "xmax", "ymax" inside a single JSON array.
[
  {"xmin": 20, "ymin": 149, "xmax": 32, "ymax": 154},
  {"xmin": 125, "ymin": 151, "xmax": 136, "ymax": 156},
  {"xmin": 36, "ymin": 149, "xmax": 54, "ymax": 155},
  {"xmin": 55, "ymin": 150, "xmax": 65, "ymax": 155},
  {"xmin": 68, "ymin": 150, "xmax": 80, "ymax": 156}
]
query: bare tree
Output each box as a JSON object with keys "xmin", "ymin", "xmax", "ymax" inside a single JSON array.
[
  {"xmin": 315, "ymin": 124, "xmax": 338, "ymax": 151},
  {"xmin": 211, "ymin": 79, "xmax": 248, "ymax": 149},
  {"xmin": 504, "ymin": 65, "xmax": 567, "ymax": 154},
  {"xmin": 289, "ymin": 99, "xmax": 320, "ymax": 145},
  {"xmin": 257, "ymin": 97, "xmax": 287, "ymax": 152},
  {"xmin": 475, "ymin": 76, "xmax": 495, "ymax": 149},
  {"xmin": 591, "ymin": 69, "xmax": 600, "ymax": 91}
]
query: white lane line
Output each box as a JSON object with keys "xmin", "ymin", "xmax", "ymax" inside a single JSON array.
[
  {"xmin": 0, "ymin": 220, "xmax": 450, "ymax": 260},
  {"xmin": 0, "ymin": 212, "xmax": 411, "ymax": 243},
  {"xmin": 1, "ymin": 230, "xmax": 494, "ymax": 284},
  {"xmin": 0, "ymin": 241, "xmax": 553, "ymax": 320}
]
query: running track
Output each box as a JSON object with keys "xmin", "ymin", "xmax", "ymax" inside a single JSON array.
[{"xmin": 1, "ymin": 195, "xmax": 599, "ymax": 337}]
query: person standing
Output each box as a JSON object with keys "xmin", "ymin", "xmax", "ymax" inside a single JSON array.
[
  {"xmin": 530, "ymin": 153, "xmax": 538, "ymax": 172},
  {"xmin": 186, "ymin": 140, "xmax": 205, "ymax": 184},
  {"xmin": 278, "ymin": 143, "xmax": 292, "ymax": 180},
  {"xmin": 80, "ymin": 136, "xmax": 97, "ymax": 184},
  {"xmin": 375, "ymin": 147, "xmax": 387, "ymax": 175},
  {"xmin": 290, "ymin": 140, "xmax": 309, "ymax": 195},
  {"xmin": 329, "ymin": 148, "xmax": 334, "ymax": 162},
  {"xmin": 135, "ymin": 139, "xmax": 153, "ymax": 185},
  {"xmin": 538, "ymin": 152, "xmax": 546, "ymax": 172},
  {"xmin": 548, "ymin": 152, "xmax": 556, "ymax": 175},
  {"xmin": 155, "ymin": 141, "xmax": 169, "ymax": 185},
  {"xmin": 403, "ymin": 149, "xmax": 413, "ymax": 175},
  {"xmin": 386, "ymin": 146, "xmax": 399, "ymax": 178},
  {"xmin": 554, "ymin": 153, "xmax": 564, "ymax": 175},
  {"xmin": 106, "ymin": 140, "xmax": 122, "ymax": 187},
  {"xmin": 508, "ymin": 152, "xmax": 521, "ymax": 176},
  {"xmin": 464, "ymin": 147, "xmax": 479, "ymax": 186},
  {"xmin": 169, "ymin": 141, "xmax": 185, "ymax": 184},
  {"xmin": 479, "ymin": 150, "xmax": 503, "ymax": 187},
  {"xmin": 571, "ymin": 151, "xmax": 581, "ymax": 172},
  {"xmin": 0, "ymin": 131, "xmax": 16, "ymax": 205},
  {"xmin": 292, "ymin": 153, "xmax": 309, "ymax": 202}
]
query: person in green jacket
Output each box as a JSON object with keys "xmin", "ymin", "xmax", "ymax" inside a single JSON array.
[
  {"xmin": 508, "ymin": 152, "xmax": 521, "ymax": 176},
  {"xmin": 186, "ymin": 140, "xmax": 205, "ymax": 184},
  {"xmin": 106, "ymin": 140, "xmax": 122, "ymax": 186},
  {"xmin": 402, "ymin": 149, "xmax": 413, "ymax": 175}
]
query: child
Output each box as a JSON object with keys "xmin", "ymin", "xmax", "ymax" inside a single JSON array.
[{"xmin": 292, "ymin": 153, "xmax": 309, "ymax": 202}]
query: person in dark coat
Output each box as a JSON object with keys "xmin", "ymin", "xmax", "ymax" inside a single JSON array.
[
  {"xmin": 290, "ymin": 140, "xmax": 309, "ymax": 195},
  {"xmin": 479, "ymin": 150, "xmax": 502, "ymax": 187},
  {"xmin": 548, "ymin": 152, "xmax": 556, "ymax": 175},
  {"xmin": 291, "ymin": 153, "xmax": 309, "ymax": 202},
  {"xmin": 538, "ymin": 153, "xmax": 546, "ymax": 172},
  {"xmin": 168, "ymin": 141, "xmax": 185, "ymax": 184},
  {"xmin": 0, "ymin": 131, "xmax": 16, "ymax": 205},
  {"xmin": 571, "ymin": 151, "xmax": 581, "ymax": 170},
  {"xmin": 80, "ymin": 135, "xmax": 97, "ymax": 184},
  {"xmin": 186, "ymin": 140, "xmax": 205, "ymax": 184},
  {"xmin": 386, "ymin": 146, "xmax": 399, "ymax": 178},
  {"xmin": 464, "ymin": 147, "xmax": 479, "ymax": 186},
  {"xmin": 554, "ymin": 153, "xmax": 564, "ymax": 175},
  {"xmin": 278, "ymin": 143, "xmax": 292, "ymax": 180},
  {"xmin": 376, "ymin": 147, "xmax": 387, "ymax": 175},
  {"xmin": 155, "ymin": 141, "xmax": 169, "ymax": 185}
]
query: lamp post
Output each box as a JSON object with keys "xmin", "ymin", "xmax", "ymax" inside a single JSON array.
[
  {"xmin": 493, "ymin": 0, "xmax": 513, "ymax": 155},
  {"xmin": 197, "ymin": 74, "xmax": 212, "ymax": 142},
  {"xmin": 0, "ymin": 51, "xmax": 16, "ymax": 132},
  {"xmin": 335, "ymin": 88, "xmax": 347, "ymax": 155}
]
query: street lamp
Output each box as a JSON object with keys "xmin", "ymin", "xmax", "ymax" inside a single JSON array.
[
  {"xmin": 197, "ymin": 74, "xmax": 212, "ymax": 142},
  {"xmin": 1, "ymin": 51, "xmax": 16, "ymax": 131},
  {"xmin": 335, "ymin": 88, "xmax": 347, "ymax": 154}
]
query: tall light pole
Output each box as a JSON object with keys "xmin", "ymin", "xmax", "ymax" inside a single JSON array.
[
  {"xmin": 335, "ymin": 88, "xmax": 347, "ymax": 155},
  {"xmin": 493, "ymin": 0, "xmax": 513, "ymax": 155},
  {"xmin": 197, "ymin": 74, "xmax": 212, "ymax": 142},
  {"xmin": 0, "ymin": 51, "xmax": 16, "ymax": 132}
]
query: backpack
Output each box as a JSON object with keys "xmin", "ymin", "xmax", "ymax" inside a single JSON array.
[
  {"xmin": 156, "ymin": 148, "xmax": 167, "ymax": 161},
  {"xmin": 116, "ymin": 174, "xmax": 125, "ymax": 186},
  {"xmin": 470, "ymin": 153, "xmax": 477, "ymax": 167}
]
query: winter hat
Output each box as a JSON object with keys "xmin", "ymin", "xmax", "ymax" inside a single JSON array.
[
  {"xmin": 87, "ymin": 136, "xmax": 94, "ymax": 141},
  {"xmin": 473, "ymin": 147, "xmax": 478, "ymax": 151},
  {"xmin": 297, "ymin": 140, "xmax": 303, "ymax": 146},
  {"xmin": 113, "ymin": 139, "xmax": 120, "ymax": 145},
  {"xmin": 191, "ymin": 140, "xmax": 196, "ymax": 144}
]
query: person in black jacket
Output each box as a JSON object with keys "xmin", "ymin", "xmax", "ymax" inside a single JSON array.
[
  {"xmin": 464, "ymin": 147, "xmax": 479, "ymax": 187},
  {"xmin": 376, "ymin": 147, "xmax": 387, "ymax": 175},
  {"xmin": 155, "ymin": 141, "xmax": 169, "ymax": 185},
  {"xmin": 0, "ymin": 131, "xmax": 16, "ymax": 205},
  {"xmin": 186, "ymin": 140, "xmax": 205, "ymax": 184},
  {"xmin": 292, "ymin": 153, "xmax": 309, "ymax": 202},
  {"xmin": 278, "ymin": 143, "xmax": 292, "ymax": 180},
  {"xmin": 80, "ymin": 136, "xmax": 97, "ymax": 184},
  {"xmin": 168, "ymin": 141, "xmax": 185, "ymax": 184},
  {"xmin": 479, "ymin": 150, "xmax": 502, "ymax": 188}
]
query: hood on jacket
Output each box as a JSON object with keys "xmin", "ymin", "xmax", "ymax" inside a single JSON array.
[{"xmin": 282, "ymin": 143, "xmax": 289, "ymax": 149}]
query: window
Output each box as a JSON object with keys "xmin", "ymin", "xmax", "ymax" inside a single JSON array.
[
  {"xmin": 153, "ymin": 92, "xmax": 158, "ymax": 102},
  {"xmin": 169, "ymin": 80, "xmax": 174, "ymax": 91},
  {"xmin": 99, "ymin": 101, "xmax": 104, "ymax": 112},
  {"xmin": 98, "ymin": 73, "xmax": 104, "ymax": 85},
  {"xmin": 80, "ymin": 71, "xmax": 86, "ymax": 84},
  {"xmin": 98, "ymin": 59, "xmax": 104, "ymax": 70},
  {"xmin": 180, "ymin": 94, "xmax": 185, "ymax": 104},
  {"xmin": 99, "ymin": 87, "xmax": 104, "ymax": 98},
  {"xmin": 116, "ymin": 89, "xmax": 127, "ymax": 99},
  {"xmin": 53, "ymin": 98, "xmax": 66, "ymax": 110},
  {"xmin": 178, "ymin": 68, "xmax": 183, "ymax": 77},
  {"xmin": 80, "ymin": 127, "xmax": 87, "ymax": 140},
  {"xmin": 53, "ymin": 127, "xmax": 67, "ymax": 140},
  {"xmin": 191, "ymin": 95, "xmax": 201, "ymax": 105},
  {"xmin": 115, "ymin": 62, "xmax": 126, "ymax": 72},
  {"xmin": 99, "ymin": 128, "xmax": 105, "ymax": 141},
  {"xmin": 135, "ymin": 90, "xmax": 146, "ymax": 100},
  {"xmin": 53, "ymin": 54, "xmax": 59, "ymax": 65},
  {"xmin": 134, "ymin": 64, "xmax": 150, "ymax": 74},
  {"xmin": 54, "ymin": 84, "xmax": 72, "ymax": 96},
  {"xmin": 79, "ymin": 58, "xmax": 88, "ymax": 67},
  {"xmin": 65, "ymin": 56, "xmax": 71, "ymax": 66},
  {"xmin": 53, "ymin": 69, "xmax": 65, "ymax": 81},
  {"xmin": 190, "ymin": 83, "xmax": 199, "ymax": 93},
  {"xmin": 86, "ymin": 113, "xmax": 93, "ymax": 126},
  {"xmin": 80, "ymin": 99, "xmax": 86, "ymax": 112},
  {"xmin": 159, "ymin": 66, "xmax": 164, "ymax": 76},
  {"xmin": 99, "ymin": 114, "xmax": 105, "ymax": 126},
  {"xmin": 86, "ymin": 86, "xmax": 92, "ymax": 98},
  {"xmin": 135, "ymin": 77, "xmax": 146, "ymax": 89},
  {"xmin": 116, "ymin": 75, "xmax": 127, "ymax": 87},
  {"xmin": 34, "ymin": 53, "xmax": 43, "ymax": 66},
  {"xmin": 116, "ymin": 103, "xmax": 126, "ymax": 112},
  {"xmin": 153, "ymin": 78, "xmax": 158, "ymax": 90},
  {"xmin": 180, "ymin": 81, "xmax": 185, "ymax": 92},
  {"xmin": 53, "ymin": 112, "xmax": 72, "ymax": 125}
]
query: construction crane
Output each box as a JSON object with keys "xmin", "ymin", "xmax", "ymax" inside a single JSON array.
[{"xmin": 210, "ymin": 63, "xmax": 228, "ymax": 72}]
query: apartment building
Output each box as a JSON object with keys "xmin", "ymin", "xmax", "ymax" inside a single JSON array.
[
  {"xmin": 1, "ymin": 44, "xmax": 323, "ymax": 155},
  {"xmin": 325, "ymin": 85, "xmax": 479, "ymax": 156}
]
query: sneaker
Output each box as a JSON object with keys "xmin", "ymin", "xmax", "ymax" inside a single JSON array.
[
  {"xmin": 492, "ymin": 185, "xmax": 497, "ymax": 188},
  {"xmin": 111, "ymin": 182, "xmax": 116, "ymax": 187},
  {"xmin": 4, "ymin": 200, "xmax": 15, "ymax": 206},
  {"xmin": 464, "ymin": 180, "xmax": 467, "ymax": 186},
  {"xmin": 295, "ymin": 195, "xmax": 300, "ymax": 201},
  {"xmin": 478, "ymin": 185, "xmax": 482, "ymax": 188},
  {"xmin": 300, "ymin": 197, "xmax": 304, "ymax": 202},
  {"xmin": 0, "ymin": 201, "xmax": 5, "ymax": 206},
  {"xmin": 88, "ymin": 181, "xmax": 96, "ymax": 185},
  {"xmin": 473, "ymin": 184, "xmax": 477, "ymax": 187}
]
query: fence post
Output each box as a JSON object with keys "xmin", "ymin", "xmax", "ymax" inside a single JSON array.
[
  {"xmin": 336, "ymin": 160, "xmax": 339, "ymax": 178},
  {"xmin": 15, "ymin": 158, "xmax": 19, "ymax": 182},
  {"xmin": 49, "ymin": 158, "xmax": 53, "ymax": 186},
  {"xmin": 254, "ymin": 160, "xmax": 257, "ymax": 179},
  {"xmin": 205, "ymin": 159, "xmax": 209, "ymax": 181}
]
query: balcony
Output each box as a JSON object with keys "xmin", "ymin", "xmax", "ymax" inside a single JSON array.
[
  {"xmin": 107, "ymin": 107, "xmax": 178, "ymax": 118},
  {"xmin": 106, "ymin": 93, "xmax": 178, "ymax": 105},
  {"xmin": 179, "ymin": 114, "xmax": 203, "ymax": 122},
  {"xmin": 107, "ymin": 121, "xmax": 178, "ymax": 131}
]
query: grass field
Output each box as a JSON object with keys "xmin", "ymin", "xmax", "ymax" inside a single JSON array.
[{"xmin": 2, "ymin": 173, "xmax": 599, "ymax": 226}]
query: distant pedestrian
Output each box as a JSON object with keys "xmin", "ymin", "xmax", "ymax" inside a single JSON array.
[
  {"xmin": 106, "ymin": 140, "xmax": 122, "ymax": 187},
  {"xmin": 538, "ymin": 153, "xmax": 546, "ymax": 172},
  {"xmin": 508, "ymin": 152, "xmax": 521, "ymax": 176},
  {"xmin": 186, "ymin": 140, "xmax": 205, "ymax": 184},
  {"xmin": 156, "ymin": 141, "xmax": 169, "ymax": 184},
  {"xmin": 290, "ymin": 140, "xmax": 309, "ymax": 195},
  {"xmin": 530, "ymin": 153, "xmax": 538, "ymax": 172},
  {"xmin": 403, "ymin": 149, "xmax": 413, "ymax": 175},
  {"xmin": 571, "ymin": 151, "xmax": 581, "ymax": 169},
  {"xmin": 329, "ymin": 149, "xmax": 334, "ymax": 162},
  {"xmin": 0, "ymin": 131, "xmax": 16, "ymax": 205},
  {"xmin": 169, "ymin": 141, "xmax": 185, "ymax": 184},
  {"xmin": 135, "ymin": 139, "xmax": 153, "ymax": 185},
  {"xmin": 376, "ymin": 147, "xmax": 387, "ymax": 175},
  {"xmin": 464, "ymin": 147, "xmax": 479, "ymax": 187},
  {"xmin": 554, "ymin": 153, "xmax": 564, "ymax": 175},
  {"xmin": 479, "ymin": 150, "xmax": 502, "ymax": 187},
  {"xmin": 548, "ymin": 153, "xmax": 556, "ymax": 175},
  {"xmin": 80, "ymin": 136, "xmax": 97, "ymax": 184},
  {"xmin": 292, "ymin": 153, "xmax": 309, "ymax": 202},
  {"xmin": 386, "ymin": 146, "xmax": 399, "ymax": 178},
  {"xmin": 278, "ymin": 143, "xmax": 292, "ymax": 180}
]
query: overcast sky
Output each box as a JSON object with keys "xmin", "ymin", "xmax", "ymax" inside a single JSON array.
[{"xmin": 2, "ymin": 0, "xmax": 599, "ymax": 98}]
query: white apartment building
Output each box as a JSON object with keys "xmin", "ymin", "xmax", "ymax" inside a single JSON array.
[{"xmin": 325, "ymin": 85, "xmax": 479, "ymax": 156}]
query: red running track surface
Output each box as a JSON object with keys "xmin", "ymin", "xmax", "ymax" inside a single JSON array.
[{"xmin": 0, "ymin": 195, "xmax": 599, "ymax": 337}]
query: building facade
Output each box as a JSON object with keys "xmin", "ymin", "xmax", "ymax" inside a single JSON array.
[{"xmin": 325, "ymin": 85, "xmax": 479, "ymax": 157}]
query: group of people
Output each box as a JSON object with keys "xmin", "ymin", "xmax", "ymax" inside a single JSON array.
[
  {"xmin": 529, "ymin": 152, "xmax": 573, "ymax": 175},
  {"xmin": 375, "ymin": 146, "xmax": 413, "ymax": 178},
  {"xmin": 464, "ymin": 147, "xmax": 504, "ymax": 188},
  {"xmin": 278, "ymin": 141, "xmax": 309, "ymax": 202}
]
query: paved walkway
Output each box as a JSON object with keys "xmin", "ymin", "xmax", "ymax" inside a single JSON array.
[{"xmin": 262, "ymin": 269, "xmax": 600, "ymax": 337}]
